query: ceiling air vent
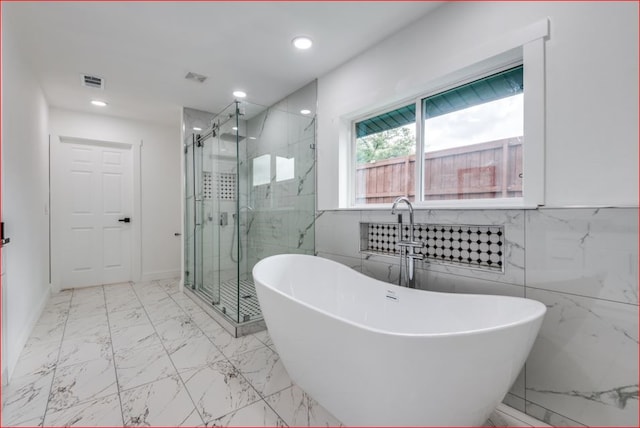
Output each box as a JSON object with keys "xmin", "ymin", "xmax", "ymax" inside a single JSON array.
[
  {"xmin": 81, "ymin": 74, "xmax": 104, "ymax": 89},
  {"xmin": 185, "ymin": 72, "xmax": 208, "ymax": 83}
]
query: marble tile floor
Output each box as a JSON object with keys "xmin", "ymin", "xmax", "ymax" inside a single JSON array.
[{"xmin": 2, "ymin": 278, "xmax": 538, "ymax": 427}]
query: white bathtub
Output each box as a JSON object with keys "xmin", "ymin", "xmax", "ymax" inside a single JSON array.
[{"xmin": 253, "ymin": 254, "xmax": 546, "ymax": 426}]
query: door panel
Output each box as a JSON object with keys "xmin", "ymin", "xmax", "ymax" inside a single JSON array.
[
  {"xmin": 103, "ymin": 173, "xmax": 123, "ymax": 213},
  {"xmin": 53, "ymin": 139, "xmax": 132, "ymax": 288},
  {"xmin": 103, "ymin": 227, "xmax": 123, "ymax": 268},
  {"xmin": 70, "ymin": 227, "xmax": 93, "ymax": 268},
  {"xmin": 71, "ymin": 171, "xmax": 93, "ymax": 213},
  {"xmin": 102, "ymin": 150, "xmax": 122, "ymax": 166}
]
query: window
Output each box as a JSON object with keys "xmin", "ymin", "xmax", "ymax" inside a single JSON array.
[
  {"xmin": 354, "ymin": 104, "xmax": 416, "ymax": 204},
  {"xmin": 276, "ymin": 156, "xmax": 295, "ymax": 182},
  {"xmin": 353, "ymin": 65, "xmax": 523, "ymax": 205},
  {"xmin": 252, "ymin": 154, "xmax": 271, "ymax": 186},
  {"xmin": 422, "ymin": 65, "xmax": 523, "ymax": 201},
  {"xmin": 253, "ymin": 154, "xmax": 296, "ymax": 187}
]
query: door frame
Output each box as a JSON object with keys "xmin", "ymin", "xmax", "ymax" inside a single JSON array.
[{"xmin": 50, "ymin": 135, "xmax": 142, "ymax": 291}]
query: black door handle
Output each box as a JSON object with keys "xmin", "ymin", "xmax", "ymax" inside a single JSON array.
[{"xmin": 118, "ymin": 217, "xmax": 131, "ymax": 223}]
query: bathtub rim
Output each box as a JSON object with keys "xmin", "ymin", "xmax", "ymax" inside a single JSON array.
[{"xmin": 253, "ymin": 254, "xmax": 546, "ymax": 339}]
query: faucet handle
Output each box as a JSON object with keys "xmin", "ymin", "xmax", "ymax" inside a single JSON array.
[{"xmin": 397, "ymin": 240, "xmax": 424, "ymax": 248}]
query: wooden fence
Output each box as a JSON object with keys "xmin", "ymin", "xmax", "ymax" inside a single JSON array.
[{"xmin": 355, "ymin": 137, "xmax": 523, "ymax": 204}]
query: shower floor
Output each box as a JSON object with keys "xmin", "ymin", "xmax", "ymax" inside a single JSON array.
[
  {"xmin": 197, "ymin": 274, "xmax": 262, "ymax": 323},
  {"xmin": 216, "ymin": 277, "xmax": 262, "ymax": 322}
]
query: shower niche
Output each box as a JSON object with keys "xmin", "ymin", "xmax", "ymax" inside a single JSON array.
[{"xmin": 183, "ymin": 81, "xmax": 317, "ymax": 336}]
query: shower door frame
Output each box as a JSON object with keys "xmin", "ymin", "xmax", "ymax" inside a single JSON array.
[
  {"xmin": 185, "ymin": 133, "xmax": 224, "ymax": 307},
  {"xmin": 183, "ymin": 102, "xmax": 255, "ymax": 327}
]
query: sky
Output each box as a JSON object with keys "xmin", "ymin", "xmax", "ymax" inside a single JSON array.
[{"xmin": 424, "ymin": 93, "xmax": 523, "ymax": 151}]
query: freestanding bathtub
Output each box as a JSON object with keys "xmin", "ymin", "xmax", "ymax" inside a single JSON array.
[{"xmin": 253, "ymin": 254, "xmax": 546, "ymax": 426}]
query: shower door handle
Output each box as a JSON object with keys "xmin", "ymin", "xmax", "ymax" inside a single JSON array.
[
  {"xmin": 219, "ymin": 212, "xmax": 228, "ymax": 226},
  {"xmin": 118, "ymin": 217, "xmax": 131, "ymax": 223}
]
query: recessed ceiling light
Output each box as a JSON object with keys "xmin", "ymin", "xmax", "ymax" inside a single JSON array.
[
  {"xmin": 249, "ymin": 137, "xmax": 257, "ymax": 140},
  {"xmin": 292, "ymin": 36, "xmax": 313, "ymax": 50},
  {"xmin": 193, "ymin": 127, "xmax": 202, "ymax": 131},
  {"xmin": 91, "ymin": 100, "xmax": 107, "ymax": 107},
  {"xmin": 232, "ymin": 127, "xmax": 238, "ymax": 131},
  {"xmin": 300, "ymin": 109, "xmax": 311, "ymax": 115},
  {"xmin": 233, "ymin": 91, "xmax": 247, "ymax": 98}
]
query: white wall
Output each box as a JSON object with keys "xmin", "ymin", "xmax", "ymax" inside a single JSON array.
[
  {"xmin": 317, "ymin": 1, "xmax": 638, "ymax": 209},
  {"xmin": 1, "ymin": 17, "xmax": 52, "ymax": 377},
  {"xmin": 49, "ymin": 108, "xmax": 182, "ymax": 281}
]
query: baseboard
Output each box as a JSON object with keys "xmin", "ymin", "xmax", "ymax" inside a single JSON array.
[
  {"xmin": 140, "ymin": 270, "xmax": 180, "ymax": 282},
  {"xmin": 50, "ymin": 282, "xmax": 61, "ymax": 293},
  {"xmin": 7, "ymin": 286, "xmax": 50, "ymax": 382}
]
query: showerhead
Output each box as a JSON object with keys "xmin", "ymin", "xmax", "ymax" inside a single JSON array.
[{"xmin": 220, "ymin": 132, "xmax": 246, "ymax": 142}]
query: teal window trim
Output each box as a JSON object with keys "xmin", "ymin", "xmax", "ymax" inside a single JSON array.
[
  {"xmin": 355, "ymin": 104, "xmax": 416, "ymax": 138},
  {"xmin": 423, "ymin": 65, "xmax": 523, "ymax": 119}
]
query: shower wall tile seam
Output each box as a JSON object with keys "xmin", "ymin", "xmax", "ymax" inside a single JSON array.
[
  {"xmin": 523, "ymin": 285, "xmax": 640, "ymax": 307},
  {"xmin": 318, "ymin": 249, "xmax": 363, "ymax": 258},
  {"xmin": 417, "ymin": 267, "xmax": 525, "ymax": 288}
]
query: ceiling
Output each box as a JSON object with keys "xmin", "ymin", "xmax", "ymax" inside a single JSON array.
[{"xmin": 4, "ymin": 1, "xmax": 443, "ymax": 125}]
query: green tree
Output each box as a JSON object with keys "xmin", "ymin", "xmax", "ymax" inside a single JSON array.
[{"xmin": 356, "ymin": 125, "xmax": 415, "ymax": 164}]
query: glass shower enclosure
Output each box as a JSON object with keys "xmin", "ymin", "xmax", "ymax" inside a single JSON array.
[
  {"xmin": 183, "ymin": 82, "xmax": 317, "ymax": 335},
  {"xmin": 185, "ymin": 100, "xmax": 256, "ymax": 328}
]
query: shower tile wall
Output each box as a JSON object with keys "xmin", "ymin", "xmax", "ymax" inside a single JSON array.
[
  {"xmin": 202, "ymin": 160, "xmax": 239, "ymax": 285},
  {"xmin": 246, "ymin": 82, "xmax": 316, "ymax": 266},
  {"xmin": 315, "ymin": 207, "xmax": 638, "ymax": 427}
]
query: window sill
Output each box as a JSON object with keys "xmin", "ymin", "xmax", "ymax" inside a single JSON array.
[{"xmin": 338, "ymin": 198, "xmax": 540, "ymax": 211}]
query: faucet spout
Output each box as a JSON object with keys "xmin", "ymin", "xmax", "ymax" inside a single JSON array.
[{"xmin": 391, "ymin": 196, "xmax": 414, "ymax": 241}]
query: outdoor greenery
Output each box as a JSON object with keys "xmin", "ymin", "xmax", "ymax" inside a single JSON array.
[{"xmin": 356, "ymin": 125, "xmax": 415, "ymax": 164}]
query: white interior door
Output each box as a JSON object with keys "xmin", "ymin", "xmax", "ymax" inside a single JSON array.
[{"xmin": 52, "ymin": 138, "xmax": 133, "ymax": 288}]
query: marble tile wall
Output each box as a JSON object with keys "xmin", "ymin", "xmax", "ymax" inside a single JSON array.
[
  {"xmin": 245, "ymin": 82, "xmax": 317, "ymax": 267},
  {"xmin": 524, "ymin": 208, "xmax": 638, "ymax": 426},
  {"xmin": 315, "ymin": 206, "xmax": 638, "ymax": 427}
]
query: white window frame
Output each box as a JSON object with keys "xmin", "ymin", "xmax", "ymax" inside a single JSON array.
[
  {"xmin": 347, "ymin": 19, "xmax": 547, "ymax": 210},
  {"xmin": 350, "ymin": 99, "xmax": 418, "ymax": 204}
]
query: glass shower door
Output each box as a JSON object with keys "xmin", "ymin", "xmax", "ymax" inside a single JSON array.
[
  {"xmin": 191, "ymin": 106, "xmax": 242, "ymax": 322},
  {"xmin": 196, "ymin": 134, "xmax": 221, "ymax": 305},
  {"xmin": 211, "ymin": 104, "xmax": 241, "ymax": 322},
  {"xmin": 184, "ymin": 139, "xmax": 195, "ymax": 289}
]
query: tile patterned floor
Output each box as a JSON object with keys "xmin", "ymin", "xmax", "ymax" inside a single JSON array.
[
  {"xmin": 1, "ymin": 279, "xmax": 341, "ymax": 427},
  {"xmin": 2, "ymin": 278, "xmax": 536, "ymax": 427}
]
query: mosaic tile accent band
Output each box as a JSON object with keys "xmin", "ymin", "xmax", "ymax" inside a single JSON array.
[
  {"xmin": 202, "ymin": 172, "xmax": 213, "ymax": 200},
  {"xmin": 217, "ymin": 172, "xmax": 236, "ymax": 201},
  {"xmin": 363, "ymin": 222, "xmax": 504, "ymax": 271}
]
